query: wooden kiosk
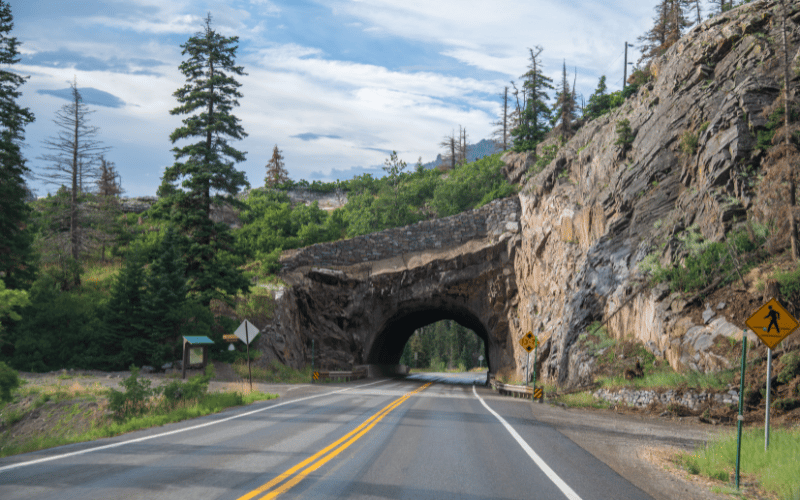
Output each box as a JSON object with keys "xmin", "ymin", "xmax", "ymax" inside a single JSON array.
[{"xmin": 182, "ymin": 336, "xmax": 214, "ymax": 379}]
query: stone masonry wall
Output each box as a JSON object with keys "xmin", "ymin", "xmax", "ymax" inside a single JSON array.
[{"xmin": 280, "ymin": 196, "xmax": 521, "ymax": 272}]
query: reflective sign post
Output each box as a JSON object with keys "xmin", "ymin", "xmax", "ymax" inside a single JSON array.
[
  {"xmin": 765, "ymin": 348, "xmax": 772, "ymax": 450},
  {"xmin": 735, "ymin": 331, "xmax": 748, "ymax": 490}
]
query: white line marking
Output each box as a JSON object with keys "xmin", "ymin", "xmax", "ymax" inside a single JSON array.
[
  {"xmin": 472, "ymin": 385, "xmax": 583, "ymax": 500},
  {"xmin": 0, "ymin": 379, "xmax": 387, "ymax": 473}
]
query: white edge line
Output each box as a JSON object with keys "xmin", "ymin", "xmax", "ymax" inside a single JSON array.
[
  {"xmin": 0, "ymin": 379, "xmax": 387, "ymax": 474},
  {"xmin": 472, "ymin": 385, "xmax": 583, "ymax": 500}
]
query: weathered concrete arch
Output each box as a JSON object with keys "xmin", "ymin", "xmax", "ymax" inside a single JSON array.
[{"xmin": 258, "ymin": 197, "xmax": 522, "ymax": 379}]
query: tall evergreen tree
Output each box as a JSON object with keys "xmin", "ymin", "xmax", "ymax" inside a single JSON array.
[
  {"xmin": 264, "ymin": 144, "xmax": 289, "ymax": 187},
  {"xmin": 0, "ymin": 1, "xmax": 36, "ymax": 289},
  {"xmin": 38, "ymin": 80, "xmax": 109, "ymax": 261},
  {"xmin": 157, "ymin": 13, "xmax": 250, "ymax": 306},
  {"xmin": 94, "ymin": 156, "xmax": 122, "ymax": 262},
  {"xmin": 584, "ymin": 75, "xmax": 610, "ymax": 121},
  {"xmin": 511, "ymin": 46, "xmax": 553, "ymax": 152},
  {"xmin": 552, "ymin": 60, "xmax": 578, "ymax": 139},
  {"xmin": 103, "ymin": 249, "xmax": 148, "ymax": 368},
  {"xmin": 143, "ymin": 228, "xmax": 192, "ymax": 368}
]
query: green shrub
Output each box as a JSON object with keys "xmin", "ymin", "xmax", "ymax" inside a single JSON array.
[
  {"xmin": 772, "ymin": 398, "xmax": 800, "ymax": 412},
  {"xmin": 107, "ymin": 366, "xmax": 157, "ymax": 419},
  {"xmin": 679, "ymin": 130, "xmax": 699, "ymax": 156},
  {"xmin": 615, "ymin": 119, "xmax": 635, "ymax": 149},
  {"xmin": 777, "ymin": 353, "xmax": 800, "ymax": 384},
  {"xmin": 161, "ymin": 365, "xmax": 214, "ymax": 405},
  {"xmin": 774, "ymin": 264, "xmax": 800, "ymax": 299},
  {"xmin": 650, "ymin": 224, "xmax": 768, "ymax": 294},
  {"xmin": 0, "ymin": 362, "xmax": 21, "ymax": 402}
]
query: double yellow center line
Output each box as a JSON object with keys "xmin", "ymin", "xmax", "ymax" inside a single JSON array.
[{"xmin": 238, "ymin": 382, "xmax": 432, "ymax": 500}]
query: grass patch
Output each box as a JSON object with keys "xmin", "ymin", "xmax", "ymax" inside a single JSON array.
[
  {"xmin": 599, "ymin": 366, "xmax": 736, "ymax": 391},
  {"xmin": 232, "ymin": 359, "xmax": 321, "ymax": 384},
  {"xmin": 81, "ymin": 259, "xmax": 123, "ymax": 293},
  {"xmin": 681, "ymin": 427, "xmax": 800, "ymax": 499},
  {"xmin": 552, "ymin": 391, "xmax": 612, "ymax": 409},
  {"xmin": 0, "ymin": 368, "xmax": 278, "ymax": 458}
]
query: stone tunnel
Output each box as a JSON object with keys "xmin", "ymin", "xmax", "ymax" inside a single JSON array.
[{"xmin": 257, "ymin": 196, "xmax": 523, "ymax": 379}]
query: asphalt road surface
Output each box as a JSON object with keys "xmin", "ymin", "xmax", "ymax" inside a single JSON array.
[{"xmin": 0, "ymin": 376, "xmax": 653, "ymax": 499}]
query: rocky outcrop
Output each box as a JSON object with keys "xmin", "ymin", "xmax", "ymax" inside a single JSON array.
[{"xmin": 507, "ymin": 0, "xmax": 800, "ymax": 386}]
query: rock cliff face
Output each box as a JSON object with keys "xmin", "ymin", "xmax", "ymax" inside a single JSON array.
[{"xmin": 508, "ymin": 0, "xmax": 799, "ymax": 386}]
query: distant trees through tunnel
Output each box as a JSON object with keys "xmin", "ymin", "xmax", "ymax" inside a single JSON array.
[{"xmin": 399, "ymin": 320, "xmax": 486, "ymax": 371}]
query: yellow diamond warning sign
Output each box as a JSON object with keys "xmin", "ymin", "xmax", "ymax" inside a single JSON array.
[
  {"xmin": 519, "ymin": 331, "xmax": 539, "ymax": 353},
  {"xmin": 746, "ymin": 298, "xmax": 798, "ymax": 350}
]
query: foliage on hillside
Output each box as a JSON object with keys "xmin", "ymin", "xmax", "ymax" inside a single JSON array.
[{"xmin": 234, "ymin": 152, "xmax": 516, "ymax": 273}]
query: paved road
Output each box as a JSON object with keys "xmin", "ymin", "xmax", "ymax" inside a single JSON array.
[{"xmin": 0, "ymin": 376, "xmax": 653, "ymax": 499}]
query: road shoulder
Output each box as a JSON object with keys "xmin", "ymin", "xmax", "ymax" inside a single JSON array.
[{"xmin": 523, "ymin": 400, "xmax": 729, "ymax": 500}]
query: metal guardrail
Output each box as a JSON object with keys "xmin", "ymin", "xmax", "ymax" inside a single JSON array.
[
  {"xmin": 315, "ymin": 369, "xmax": 368, "ymax": 382},
  {"xmin": 491, "ymin": 380, "xmax": 535, "ymax": 398}
]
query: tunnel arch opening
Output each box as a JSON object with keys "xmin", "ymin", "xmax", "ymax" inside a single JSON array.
[{"xmin": 366, "ymin": 304, "xmax": 491, "ymax": 373}]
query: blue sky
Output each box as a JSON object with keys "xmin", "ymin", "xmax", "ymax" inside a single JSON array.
[{"xmin": 10, "ymin": 0, "xmax": 718, "ymax": 197}]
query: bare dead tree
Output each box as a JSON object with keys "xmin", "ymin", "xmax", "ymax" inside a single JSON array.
[
  {"xmin": 457, "ymin": 125, "xmax": 469, "ymax": 165},
  {"xmin": 37, "ymin": 79, "xmax": 109, "ymax": 260},
  {"xmin": 492, "ymin": 86, "xmax": 510, "ymax": 152},
  {"xmin": 439, "ymin": 130, "xmax": 457, "ymax": 170}
]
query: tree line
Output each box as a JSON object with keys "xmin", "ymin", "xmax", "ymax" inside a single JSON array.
[
  {"xmin": 486, "ymin": 0, "xmax": 758, "ymax": 158},
  {"xmin": 399, "ymin": 320, "xmax": 486, "ymax": 372},
  {"xmin": 0, "ymin": 8, "xmax": 252, "ymax": 371}
]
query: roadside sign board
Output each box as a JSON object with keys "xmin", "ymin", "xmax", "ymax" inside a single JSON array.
[
  {"xmin": 313, "ymin": 371, "xmax": 319, "ymax": 381},
  {"xmin": 534, "ymin": 387, "xmax": 543, "ymax": 399},
  {"xmin": 745, "ymin": 298, "xmax": 798, "ymax": 350},
  {"xmin": 222, "ymin": 334, "xmax": 239, "ymax": 343},
  {"xmin": 519, "ymin": 331, "xmax": 538, "ymax": 353},
  {"xmin": 234, "ymin": 320, "xmax": 260, "ymax": 345}
]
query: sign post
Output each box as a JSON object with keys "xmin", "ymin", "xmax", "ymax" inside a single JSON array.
[
  {"xmin": 233, "ymin": 320, "xmax": 260, "ymax": 391},
  {"xmin": 745, "ymin": 298, "xmax": 798, "ymax": 451},
  {"xmin": 478, "ymin": 354, "xmax": 483, "ymax": 369},
  {"xmin": 532, "ymin": 344, "xmax": 538, "ymax": 402},
  {"xmin": 735, "ymin": 330, "xmax": 747, "ymax": 490},
  {"xmin": 311, "ymin": 339, "xmax": 315, "ymax": 383},
  {"xmin": 518, "ymin": 331, "xmax": 539, "ymax": 398}
]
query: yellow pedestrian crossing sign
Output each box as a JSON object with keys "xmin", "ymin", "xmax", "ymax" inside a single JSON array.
[
  {"xmin": 519, "ymin": 331, "xmax": 538, "ymax": 353},
  {"xmin": 746, "ymin": 298, "xmax": 798, "ymax": 350}
]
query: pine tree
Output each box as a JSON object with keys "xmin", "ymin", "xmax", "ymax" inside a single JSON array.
[
  {"xmin": 511, "ymin": 46, "xmax": 553, "ymax": 152},
  {"xmin": 264, "ymin": 144, "xmax": 289, "ymax": 187},
  {"xmin": 38, "ymin": 80, "xmax": 109, "ymax": 261},
  {"xmin": 552, "ymin": 60, "xmax": 578, "ymax": 139},
  {"xmin": 157, "ymin": 13, "xmax": 250, "ymax": 306},
  {"xmin": 584, "ymin": 75, "xmax": 610, "ymax": 121},
  {"xmin": 94, "ymin": 156, "xmax": 122, "ymax": 262},
  {"xmin": 143, "ymin": 228, "xmax": 190, "ymax": 368},
  {"xmin": 0, "ymin": 1, "xmax": 36, "ymax": 289},
  {"xmin": 638, "ymin": 0, "xmax": 691, "ymax": 65},
  {"xmin": 103, "ymin": 249, "xmax": 148, "ymax": 369}
]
